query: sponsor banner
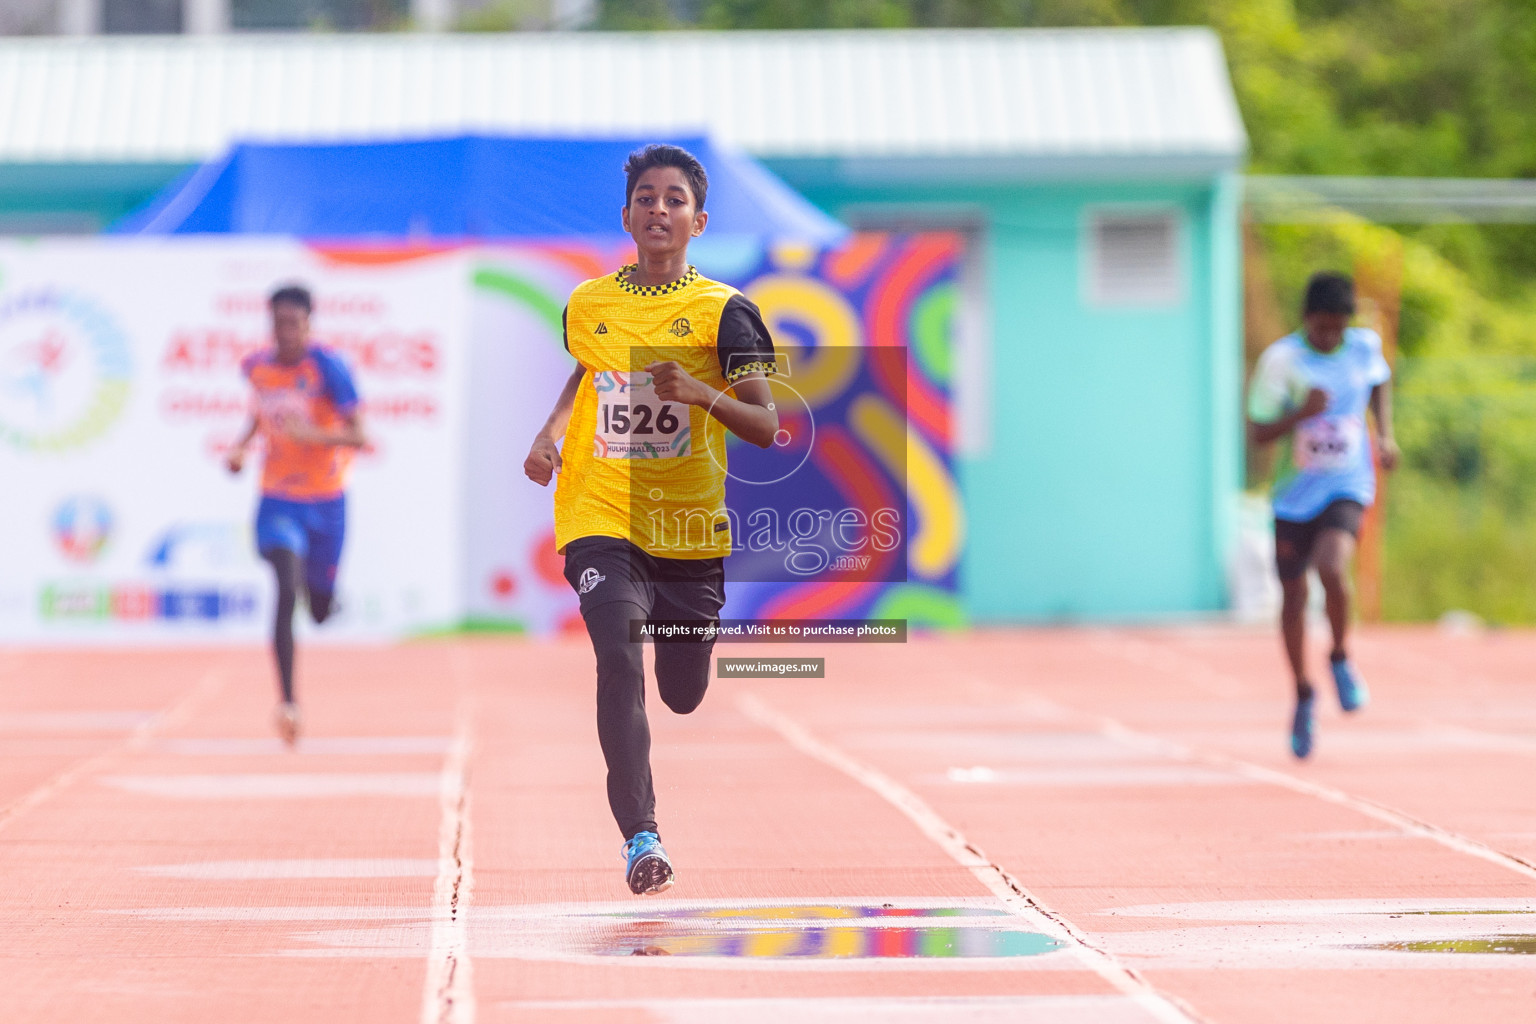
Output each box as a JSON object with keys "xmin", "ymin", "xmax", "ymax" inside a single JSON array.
[{"xmin": 0, "ymin": 238, "xmax": 467, "ymax": 641}]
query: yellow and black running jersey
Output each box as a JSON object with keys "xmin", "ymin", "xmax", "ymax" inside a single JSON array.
[{"xmin": 554, "ymin": 265, "xmax": 776, "ymax": 559}]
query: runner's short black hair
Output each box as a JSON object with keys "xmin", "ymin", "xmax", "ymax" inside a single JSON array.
[
  {"xmin": 269, "ymin": 284, "xmax": 313, "ymax": 313},
  {"xmin": 624, "ymin": 144, "xmax": 709, "ymax": 210},
  {"xmin": 1303, "ymin": 271, "xmax": 1356, "ymax": 316}
]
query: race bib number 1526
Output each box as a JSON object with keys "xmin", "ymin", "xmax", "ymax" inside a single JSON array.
[{"xmin": 592, "ymin": 371, "xmax": 691, "ymax": 459}]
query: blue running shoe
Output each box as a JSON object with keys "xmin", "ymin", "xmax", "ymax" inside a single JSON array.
[
  {"xmin": 622, "ymin": 831, "xmax": 675, "ymax": 895},
  {"xmin": 1291, "ymin": 692, "xmax": 1316, "ymax": 759},
  {"xmin": 1330, "ymin": 656, "xmax": 1370, "ymax": 713}
]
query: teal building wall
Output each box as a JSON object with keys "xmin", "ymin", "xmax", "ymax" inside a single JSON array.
[
  {"xmin": 0, "ymin": 163, "xmax": 191, "ymax": 234},
  {"xmin": 767, "ymin": 163, "xmax": 1244, "ymax": 621}
]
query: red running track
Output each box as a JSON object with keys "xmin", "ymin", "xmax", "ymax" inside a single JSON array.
[{"xmin": 2, "ymin": 627, "xmax": 1535, "ymax": 1022}]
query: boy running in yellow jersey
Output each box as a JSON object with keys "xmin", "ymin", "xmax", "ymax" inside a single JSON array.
[{"xmin": 524, "ymin": 144, "xmax": 779, "ymax": 895}]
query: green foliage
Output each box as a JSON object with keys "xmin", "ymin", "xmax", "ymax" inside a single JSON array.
[
  {"xmin": 1257, "ymin": 214, "xmax": 1536, "ymax": 621},
  {"xmin": 595, "ymin": 0, "xmax": 1122, "ymax": 30},
  {"xmin": 1217, "ymin": 0, "xmax": 1536, "ymax": 620},
  {"xmin": 457, "ymin": 0, "xmax": 551, "ymax": 30},
  {"xmin": 1384, "ymin": 473, "xmax": 1536, "ymax": 624}
]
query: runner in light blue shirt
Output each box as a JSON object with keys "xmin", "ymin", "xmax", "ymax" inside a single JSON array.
[{"xmin": 1247, "ymin": 271, "xmax": 1399, "ymax": 759}]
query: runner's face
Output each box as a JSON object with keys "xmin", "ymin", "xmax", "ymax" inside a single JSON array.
[
  {"xmin": 1303, "ymin": 312, "xmax": 1349, "ymax": 353},
  {"xmin": 622, "ymin": 167, "xmax": 706, "ymax": 259},
  {"xmin": 271, "ymin": 302, "xmax": 310, "ymax": 362}
]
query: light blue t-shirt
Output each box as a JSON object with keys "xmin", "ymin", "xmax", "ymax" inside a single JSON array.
[{"xmin": 1247, "ymin": 327, "xmax": 1391, "ymax": 522}]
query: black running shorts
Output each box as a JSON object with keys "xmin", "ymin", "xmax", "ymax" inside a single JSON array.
[
  {"xmin": 563, "ymin": 535, "xmax": 725, "ymax": 625},
  {"xmin": 1273, "ymin": 499, "xmax": 1366, "ymax": 582}
]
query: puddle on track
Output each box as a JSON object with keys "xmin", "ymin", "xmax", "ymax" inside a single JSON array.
[
  {"xmin": 1371, "ymin": 910, "xmax": 1536, "ymax": 917},
  {"xmin": 1357, "ymin": 936, "xmax": 1536, "ymax": 955},
  {"xmin": 574, "ymin": 905, "xmax": 1061, "ymax": 960}
]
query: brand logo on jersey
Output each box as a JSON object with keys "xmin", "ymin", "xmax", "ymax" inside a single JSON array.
[
  {"xmin": 594, "ymin": 323, "xmax": 608, "ymax": 335},
  {"xmin": 578, "ymin": 567, "xmax": 606, "ymax": 594},
  {"xmin": 669, "ymin": 318, "xmax": 692, "ymax": 338}
]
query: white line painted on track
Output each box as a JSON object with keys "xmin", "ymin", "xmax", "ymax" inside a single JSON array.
[
  {"xmin": 107, "ymin": 906, "xmax": 433, "ymax": 921},
  {"xmin": 102, "ymin": 772, "xmax": 440, "ymax": 798},
  {"xmin": 495, "ymin": 995, "xmax": 1162, "ymax": 1023},
  {"xmin": 932, "ymin": 765, "xmax": 1244, "ymax": 787},
  {"xmin": 1094, "ymin": 897, "xmax": 1536, "ymax": 970},
  {"xmin": 854, "ymin": 732, "xmax": 1150, "ymax": 760},
  {"xmin": 1287, "ymin": 830, "xmax": 1419, "ymax": 841},
  {"xmin": 138, "ymin": 859, "xmax": 439, "ymax": 879},
  {"xmin": 154, "ymin": 736, "xmax": 453, "ymax": 756},
  {"xmin": 1418, "ymin": 722, "xmax": 1536, "ymax": 755},
  {"xmin": 0, "ymin": 711, "xmax": 159, "ymax": 733},
  {"xmin": 1098, "ymin": 718, "xmax": 1536, "ymax": 883},
  {"xmin": 737, "ymin": 693, "xmax": 1208, "ymax": 1024},
  {"xmin": 1105, "ymin": 896, "xmax": 1536, "ymax": 920},
  {"xmin": 421, "ymin": 714, "xmax": 474, "ymax": 1024},
  {"xmin": 0, "ymin": 671, "xmax": 224, "ymax": 836}
]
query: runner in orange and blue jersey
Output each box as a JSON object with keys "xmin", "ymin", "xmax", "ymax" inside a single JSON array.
[{"xmin": 226, "ymin": 284, "xmax": 367, "ymax": 746}]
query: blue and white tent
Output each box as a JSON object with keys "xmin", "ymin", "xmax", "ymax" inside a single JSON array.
[{"xmin": 115, "ymin": 134, "xmax": 845, "ymax": 243}]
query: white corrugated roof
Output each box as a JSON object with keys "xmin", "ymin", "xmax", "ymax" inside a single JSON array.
[{"xmin": 0, "ymin": 29, "xmax": 1246, "ymax": 164}]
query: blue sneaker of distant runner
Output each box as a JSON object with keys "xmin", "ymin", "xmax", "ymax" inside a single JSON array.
[
  {"xmin": 622, "ymin": 831, "xmax": 675, "ymax": 895},
  {"xmin": 1330, "ymin": 656, "xmax": 1370, "ymax": 713},
  {"xmin": 1291, "ymin": 692, "xmax": 1316, "ymax": 759}
]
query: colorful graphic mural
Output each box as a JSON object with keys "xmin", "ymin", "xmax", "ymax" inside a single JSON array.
[{"xmin": 723, "ymin": 235, "xmax": 964, "ymax": 626}]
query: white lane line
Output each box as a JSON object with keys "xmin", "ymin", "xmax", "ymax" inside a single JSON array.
[
  {"xmin": 1419, "ymin": 722, "xmax": 1536, "ymax": 755},
  {"xmin": 0, "ymin": 670, "xmax": 224, "ymax": 836},
  {"xmin": 1098, "ymin": 718, "xmax": 1536, "ymax": 883},
  {"xmin": 932, "ymin": 765, "xmax": 1243, "ymax": 787},
  {"xmin": 737, "ymin": 694, "xmax": 1207, "ymax": 1024},
  {"xmin": 1105, "ymin": 896, "xmax": 1536, "ymax": 920},
  {"xmin": 138, "ymin": 859, "xmax": 439, "ymax": 879},
  {"xmin": 154, "ymin": 736, "xmax": 453, "ymax": 756},
  {"xmin": 421, "ymin": 718, "xmax": 474, "ymax": 1024},
  {"xmin": 102, "ymin": 772, "xmax": 441, "ymax": 799},
  {"xmin": 0, "ymin": 711, "xmax": 159, "ymax": 733},
  {"xmin": 107, "ymin": 906, "xmax": 432, "ymax": 921}
]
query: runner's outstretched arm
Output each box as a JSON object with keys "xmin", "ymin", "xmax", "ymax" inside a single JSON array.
[
  {"xmin": 225, "ymin": 416, "xmax": 261, "ymax": 474},
  {"xmin": 526, "ymin": 365, "xmax": 584, "ymax": 486},
  {"xmin": 1250, "ymin": 388, "xmax": 1328, "ymax": 446},
  {"xmin": 1369, "ymin": 382, "xmax": 1400, "ymax": 469},
  {"xmin": 647, "ymin": 362, "xmax": 778, "ymax": 449}
]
